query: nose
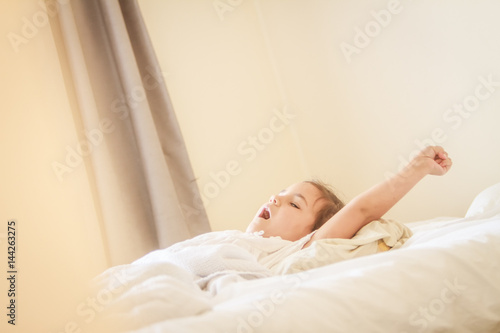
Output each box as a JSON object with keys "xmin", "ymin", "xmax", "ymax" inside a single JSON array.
[{"xmin": 269, "ymin": 195, "xmax": 280, "ymax": 206}]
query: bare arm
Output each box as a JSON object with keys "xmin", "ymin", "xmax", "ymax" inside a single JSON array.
[{"xmin": 305, "ymin": 146, "xmax": 452, "ymax": 247}]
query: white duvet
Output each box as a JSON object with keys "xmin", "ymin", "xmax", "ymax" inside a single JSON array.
[{"xmin": 87, "ymin": 183, "xmax": 500, "ymax": 333}]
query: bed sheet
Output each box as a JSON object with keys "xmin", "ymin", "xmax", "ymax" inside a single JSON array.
[
  {"xmin": 131, "ymin": 208, "xmax": 500, "ymax": 333},
  {"xmin": 89, "ymin": 184, "xmax": 500, "ymax": 333}
]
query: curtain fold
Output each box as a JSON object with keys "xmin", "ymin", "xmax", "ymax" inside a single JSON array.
[{"xmin": 51, "ymin": 0, "xmax": 211, "ymax": 266}]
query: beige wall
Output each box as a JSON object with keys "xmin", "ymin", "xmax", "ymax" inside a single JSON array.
[
  {"xmin": 0, "ymin": 0, "xmax": 498, "ymax": 330},
  {"xmin": 0, "ymin": 1, "xmax": 107, "ymax": 331},
  {"xmin": 139, "ymin": 0, "xmax": 500, "ymax": 232}
]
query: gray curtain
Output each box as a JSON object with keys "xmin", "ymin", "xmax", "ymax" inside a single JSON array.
[{"xmin": 50, "ymin": 0, "xmax": 211, "ymax": 266}]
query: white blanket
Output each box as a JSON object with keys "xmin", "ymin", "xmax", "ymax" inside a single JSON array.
[
  {"xmin": 87, "ymin": 261, "xmax": 210, "ymax": 332},
  {"xmin": 126, "ymin": 207, "xmax": 500, "ymax": 333},
  {"xmin": 83, "ymin": 182, "xmax": 500, "ymax": 333},
  {"xmin": 85, "ymin": 230, "xmax": 302, "ymax": 332},
  {"xmin": 85, "ymin": 220, "xmax": 411, "ymax": 332},
  {"xmin": 131, "ymin": 230, "xmax": 308, "ymax": 293}
]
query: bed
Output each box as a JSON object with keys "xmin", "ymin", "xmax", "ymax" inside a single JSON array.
[{"xmin": 87, "ymin": 182, "xmax": 500, "ymax": 333}]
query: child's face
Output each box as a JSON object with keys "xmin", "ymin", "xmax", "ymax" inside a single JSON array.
[{"xmin": 246, "ymin": 182, "xmax": 324, "ymax": 241}]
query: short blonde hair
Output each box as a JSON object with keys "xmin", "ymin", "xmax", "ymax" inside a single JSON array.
[{"xmin": 304, "ymin": 180, "xmax": 345, "ymax": 231}]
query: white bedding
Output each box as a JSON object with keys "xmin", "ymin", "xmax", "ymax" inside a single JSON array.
[{"xmin": 87, "ymin": 183, "xmax": 500, "ymax": 333}]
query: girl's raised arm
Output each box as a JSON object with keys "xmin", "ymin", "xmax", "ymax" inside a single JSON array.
[{"xmin": 305, "ymin": 146, "xmax": 452, "ymax": 247}]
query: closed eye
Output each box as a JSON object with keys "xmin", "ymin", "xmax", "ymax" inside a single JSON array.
[{"xmin": 290, "ymin": 202, "xmax": 300, "ymax": 209}]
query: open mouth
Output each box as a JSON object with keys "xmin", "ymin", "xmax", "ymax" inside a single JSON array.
[{"xmin": 258, "ymin": 206, "xmax": 271, "ymax": 220}]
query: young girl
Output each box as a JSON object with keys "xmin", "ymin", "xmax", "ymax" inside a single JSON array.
[
  {"xmin": 88, "ymin": 146, "xmax": 452, "ymax": 330},
  {"xmin": 246, "ymin": 145, "xmax": 452, "ymax": 248}
]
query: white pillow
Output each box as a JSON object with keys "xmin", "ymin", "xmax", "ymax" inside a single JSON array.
[{"xmin": 465, "ymin": 182, "xmax": 500, "ymax": 217}]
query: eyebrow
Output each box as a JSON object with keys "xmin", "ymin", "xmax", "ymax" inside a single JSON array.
[
  {"xmin": 295, "ymin": 193, "xmax": 308, "ymax": 207},
  {"xmin": 280, "ymin": 190, "xmax": 308, "ymax": 207}
]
